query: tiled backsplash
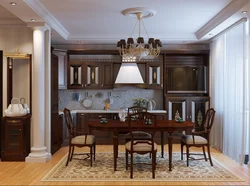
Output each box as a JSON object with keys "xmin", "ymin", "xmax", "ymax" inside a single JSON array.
[{"xmin": 59, "ymin": 86, "xmax": 163, "ymax": 110}]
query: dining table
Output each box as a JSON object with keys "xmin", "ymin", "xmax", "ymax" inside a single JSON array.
[{"xmin": 88, "ymin": 119, "xmax": 194, "ymax": 171}]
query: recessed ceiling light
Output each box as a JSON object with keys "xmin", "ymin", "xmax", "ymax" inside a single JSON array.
[
  {"xmin": 31, "ymin": 19, "xmax": 36, "ymax": 22},
  {"xmin": 242, "ymin": 11, "xmax": 247, "ymax": 14},
  {"xmin": 10, "ymin": 2, "xmax": 16, "ymax": 6},
  {"xmin": 209, "ymin": 33, "xmax": 213, "ymax": 36},
  {"xmin": 51, "ymin": 33, "xmax": 55, "ymax": 36}
]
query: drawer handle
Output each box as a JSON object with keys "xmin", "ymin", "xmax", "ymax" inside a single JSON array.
[{"xmin": 81, "ymin": 114, "xmax": 85, "ymax": 116}]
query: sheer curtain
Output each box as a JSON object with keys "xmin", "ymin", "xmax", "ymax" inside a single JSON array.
[{"xmin": 210, "ymin": 21, "xmax": 250, "ymax": 164}]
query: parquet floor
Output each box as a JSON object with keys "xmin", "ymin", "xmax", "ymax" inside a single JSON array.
[{"xmin": 0, "ymin": 144, "xmax": 249, "ymax": 185}]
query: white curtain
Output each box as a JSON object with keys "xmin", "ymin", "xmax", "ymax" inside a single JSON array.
[{"xmin": 210, "ymin": 21, "xmax": 250, "ymax": 164}]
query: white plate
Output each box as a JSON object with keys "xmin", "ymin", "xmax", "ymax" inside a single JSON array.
[{"xmin": 83, "ymin": 99, "xmax": 92, "ymax": 108}]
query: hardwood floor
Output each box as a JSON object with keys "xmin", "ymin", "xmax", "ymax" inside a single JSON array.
[{"xmin": 0, "ymin": 144, "xmax": 249, "ymax": 185}]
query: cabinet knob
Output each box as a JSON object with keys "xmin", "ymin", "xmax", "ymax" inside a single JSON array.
[
  {"xmin": 102, "ymin": 84, "xmax": 103, "ymax": 87},
  {"xmin": 81, "ymin": 114, "xmax": 85, "ymax": 116},
  {"xmin": 19, "ymin": 129, "xmax": 22, "ymax": 131}
]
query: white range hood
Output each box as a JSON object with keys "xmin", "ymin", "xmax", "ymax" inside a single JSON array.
[{"xmin": 115, "ymin": 63, "xmax": 144, "ymax": 84}]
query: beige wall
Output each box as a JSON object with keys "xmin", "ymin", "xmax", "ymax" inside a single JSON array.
[{"xmin": 0, "ymin": 27, "xmax": 33, "ymax": 114}]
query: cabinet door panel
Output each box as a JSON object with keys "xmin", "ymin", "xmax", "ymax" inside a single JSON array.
[
  {"xmin": 76, "ymin": 113, "xmax": 89, "ymax": 133},
  {"xmin": 189, "ymin": 97, "xmax": 210, "ymax": 129},
  {"xmin": 5, "ymin": 123, "xmax": 23, "ymax": 153},
  {"xmin": 102, "ymin": 63, "xmax": 113, "ymax": 89},
  {"xmin": 147, "ymin": 62, "xmax": 163, "ymax": 89},
  {"xmin": 69, "ymin": 64, "xmax": 82, "ymax": 88},
  {"xmin": 85, "ymin": 63, "xmax": 100, "ymax": 89},
  {"xmin": 166, "ymin": 97, "xmax": 187, "ymax": 120}
]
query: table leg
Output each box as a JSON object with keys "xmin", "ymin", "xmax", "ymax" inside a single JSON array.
[
  {"xmin": 113, "ymin": 131, "xmax": 118, "ymax": 171},
  {"xmin": 168, "ymin": 131, "xmax": 173, "ymax": 171},
  {"xmin": 161, "ymin": 131, "xmax": 164, "ymax": 158}
]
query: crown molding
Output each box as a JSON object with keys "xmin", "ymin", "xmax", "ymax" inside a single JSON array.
[
  {"xmin": 0, "ymin": 18, "xmax": 26, "ymax": 27},
  {"xmin": 24, "ymin": 0, "xmax": 69, "ymax": 39},
  {"xmin": 195, "ymin": 0, "xmax": 249, "ymax": 40}
]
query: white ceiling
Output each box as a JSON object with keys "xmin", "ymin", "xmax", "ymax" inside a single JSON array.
[{"xmin": 0, "ymin": 0, "xmax": 250, "ymax": 46}]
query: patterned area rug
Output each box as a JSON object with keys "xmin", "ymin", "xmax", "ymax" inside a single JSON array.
[{"xmin": 42, "ymin": 153, "xmax": 243, "ymax": 182}]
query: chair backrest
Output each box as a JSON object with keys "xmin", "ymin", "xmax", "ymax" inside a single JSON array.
[
  {"xmin": 203, "ymin": 108, "xmax": 216, "ymax": 139},
  {"xmin": 63, "ymin": 108, "xmax": 75, "ymax": 138},
  {"xmin": 127, "ymin": 112, "xmax": 157, "ymax": 149},
  {"xmin": 127, "ymin": 106, "xmax": 147, "ymax": 115}
]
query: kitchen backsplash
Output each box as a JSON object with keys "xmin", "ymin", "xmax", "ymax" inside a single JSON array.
[{"xmin": 59, "ymin": 86, "xmax": 163, "ymax": 110}]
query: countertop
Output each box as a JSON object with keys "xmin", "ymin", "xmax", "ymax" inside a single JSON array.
[{"xmin": 59, "ymin": 109, "xmax": 167, "ymax": 114}]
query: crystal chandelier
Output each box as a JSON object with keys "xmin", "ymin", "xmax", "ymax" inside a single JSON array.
[{"xmin": 117, "ymin": 8, "xmax": 162, "ymax": 60}]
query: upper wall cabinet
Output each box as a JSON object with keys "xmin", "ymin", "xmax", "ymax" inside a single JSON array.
[
  {"xmin": 67, "ymin": 61, "xmax": 113, "ymax": 89},
  {"xmin": 165, "ymin": 54, "xmax": 209, "ymax": 95},
  {"xmin": 146, "ymin": 62, "xmax": 163, "ymax": 89},
  {"xmin": 53, "ymin": 50, "xmax": 67, "ymax": 89}
]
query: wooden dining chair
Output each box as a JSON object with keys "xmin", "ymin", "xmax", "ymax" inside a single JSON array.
[
  {"xmin": 63, "ymin": 108, "xmax": 96, "ymax": 167},
  {"xmin": 181, "ymin": 108, "xmax": 216, "ymax": 167},
  {"xmin": 125, "ymin": 111, "xmax": 158, "ymax": 179},
  {"xmin": 124, "ymin": 106, "xmax": 151, "ymax": 142}
]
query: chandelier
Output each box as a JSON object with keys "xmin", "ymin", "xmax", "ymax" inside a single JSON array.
[{"xmin": 117, "ymin": 8, "xmax": 162, "ymax": 60}]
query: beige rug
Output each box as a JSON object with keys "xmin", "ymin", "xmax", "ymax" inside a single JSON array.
[{"xmin": 42, "ymin": 152, "xmax": 244, "ymax": 182}]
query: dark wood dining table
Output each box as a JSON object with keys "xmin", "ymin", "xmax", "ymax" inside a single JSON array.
[{"xmin": 88, "ymin": 119, "xmax": 194, "ymax": 171}]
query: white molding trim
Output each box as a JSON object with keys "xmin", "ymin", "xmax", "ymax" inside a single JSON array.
[
  {"xmin": 24, "ymin": 0, "xmax": 69, "ymax": 40},
  {"xmin": 195, "ymin": 0, "xmax": 249, "ymax": 40},
  {"xmin": 209, "ymin": 17, "xmax": 247, "ymax": 42}
]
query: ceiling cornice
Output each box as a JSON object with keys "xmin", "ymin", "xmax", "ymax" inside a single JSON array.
[
  {"xmin": 195, "ymin": 0, "xmax": 249, "ymax": 40},
  {"xmin": 0, "ymin": 18, "xmax": 26, "ymax": 27},
  {"xmin": 24, "ymin": 0, "xmax": 69, "ymax": 39}
]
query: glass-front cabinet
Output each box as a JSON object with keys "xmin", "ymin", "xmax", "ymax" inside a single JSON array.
[
  {"xmin": 146, "ymin": 62, "xmax": 163, "ymax": 89},
  {"xmin": 68, "ymin": 61, "xmax": 113, "ymax": 89},
  {"xmin": 68, "ymin": 62, "xmax": 82, "ymax": 88},
  {"xmin": 166, "ymin": 96, "xmax": 210, "ymax": 130},
  {"xmin": 1, "ymin": 115, "xmax": 31, "ymax": 161}
]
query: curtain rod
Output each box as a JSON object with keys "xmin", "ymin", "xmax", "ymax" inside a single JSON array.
[{"xmin": 209, "ymin": 17, "xmax": 247, "ymax": 43}]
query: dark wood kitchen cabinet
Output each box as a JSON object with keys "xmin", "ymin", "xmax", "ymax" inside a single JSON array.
[
  {"xmin": 146, "ymin": 61, "xmax": 163, "ymax": 89},
  {"xmin": 1, "ymin": 115, "xmax": 31, "ymax": 161},
  {"xmin": 76, "ymin": 113, "xmax": 115, "ymax": 144},
  {"xmin": 68, "ymin": 61, "xmax": 113, "ymax": 89},
  {"xmin": 165, "ymin": 96, "xmax": 209, "ymax": 129}
]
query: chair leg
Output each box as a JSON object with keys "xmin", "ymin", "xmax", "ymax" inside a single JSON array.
[
  {"xmin": 66, "ymin": 145, "xmax": 71, "ymax": 166},
  {"xmin": 90, "ymin": 146, "xmax": 93, "ymax": 167},
  {"xmin": 130, "ymin": 152, "xmax": 133, "ymax": 179},
  {"xmin": 181, "ymin": 141, "xmax": 184, "ymax": 160},
  {"xmin": 186, "ymin": 145, "xmax": 189, "ymax": 167},
  {"xmin": 93, "ymin": 143, "xmax": 96, "ymax": 161},
  {"xmin": 125, "ymin": 150, "xmax": 128, "ymax": 170},
  {"xmin": 152, "ymin": 151, "xmax": 156, "ymax": 179},
  {"xmin": 70, "ymin": 146, "xmax": 74, "ymax": 161},
  {"xmin": 207, "ymin": 145, "xmax": 213, "ymax": 166},
  {"xmin": 202, "ymin": 146, "xmax": 207, "ymax": 161}
]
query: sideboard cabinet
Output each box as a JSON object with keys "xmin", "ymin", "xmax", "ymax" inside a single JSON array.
[{"xmin": 1, "ymin": 115, "xmax": 31, "ymax": 161}]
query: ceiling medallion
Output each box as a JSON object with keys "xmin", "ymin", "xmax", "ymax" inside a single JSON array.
[{"xmin": 117, "ymin": 7, "xmax": 162, "ymax": 60}]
